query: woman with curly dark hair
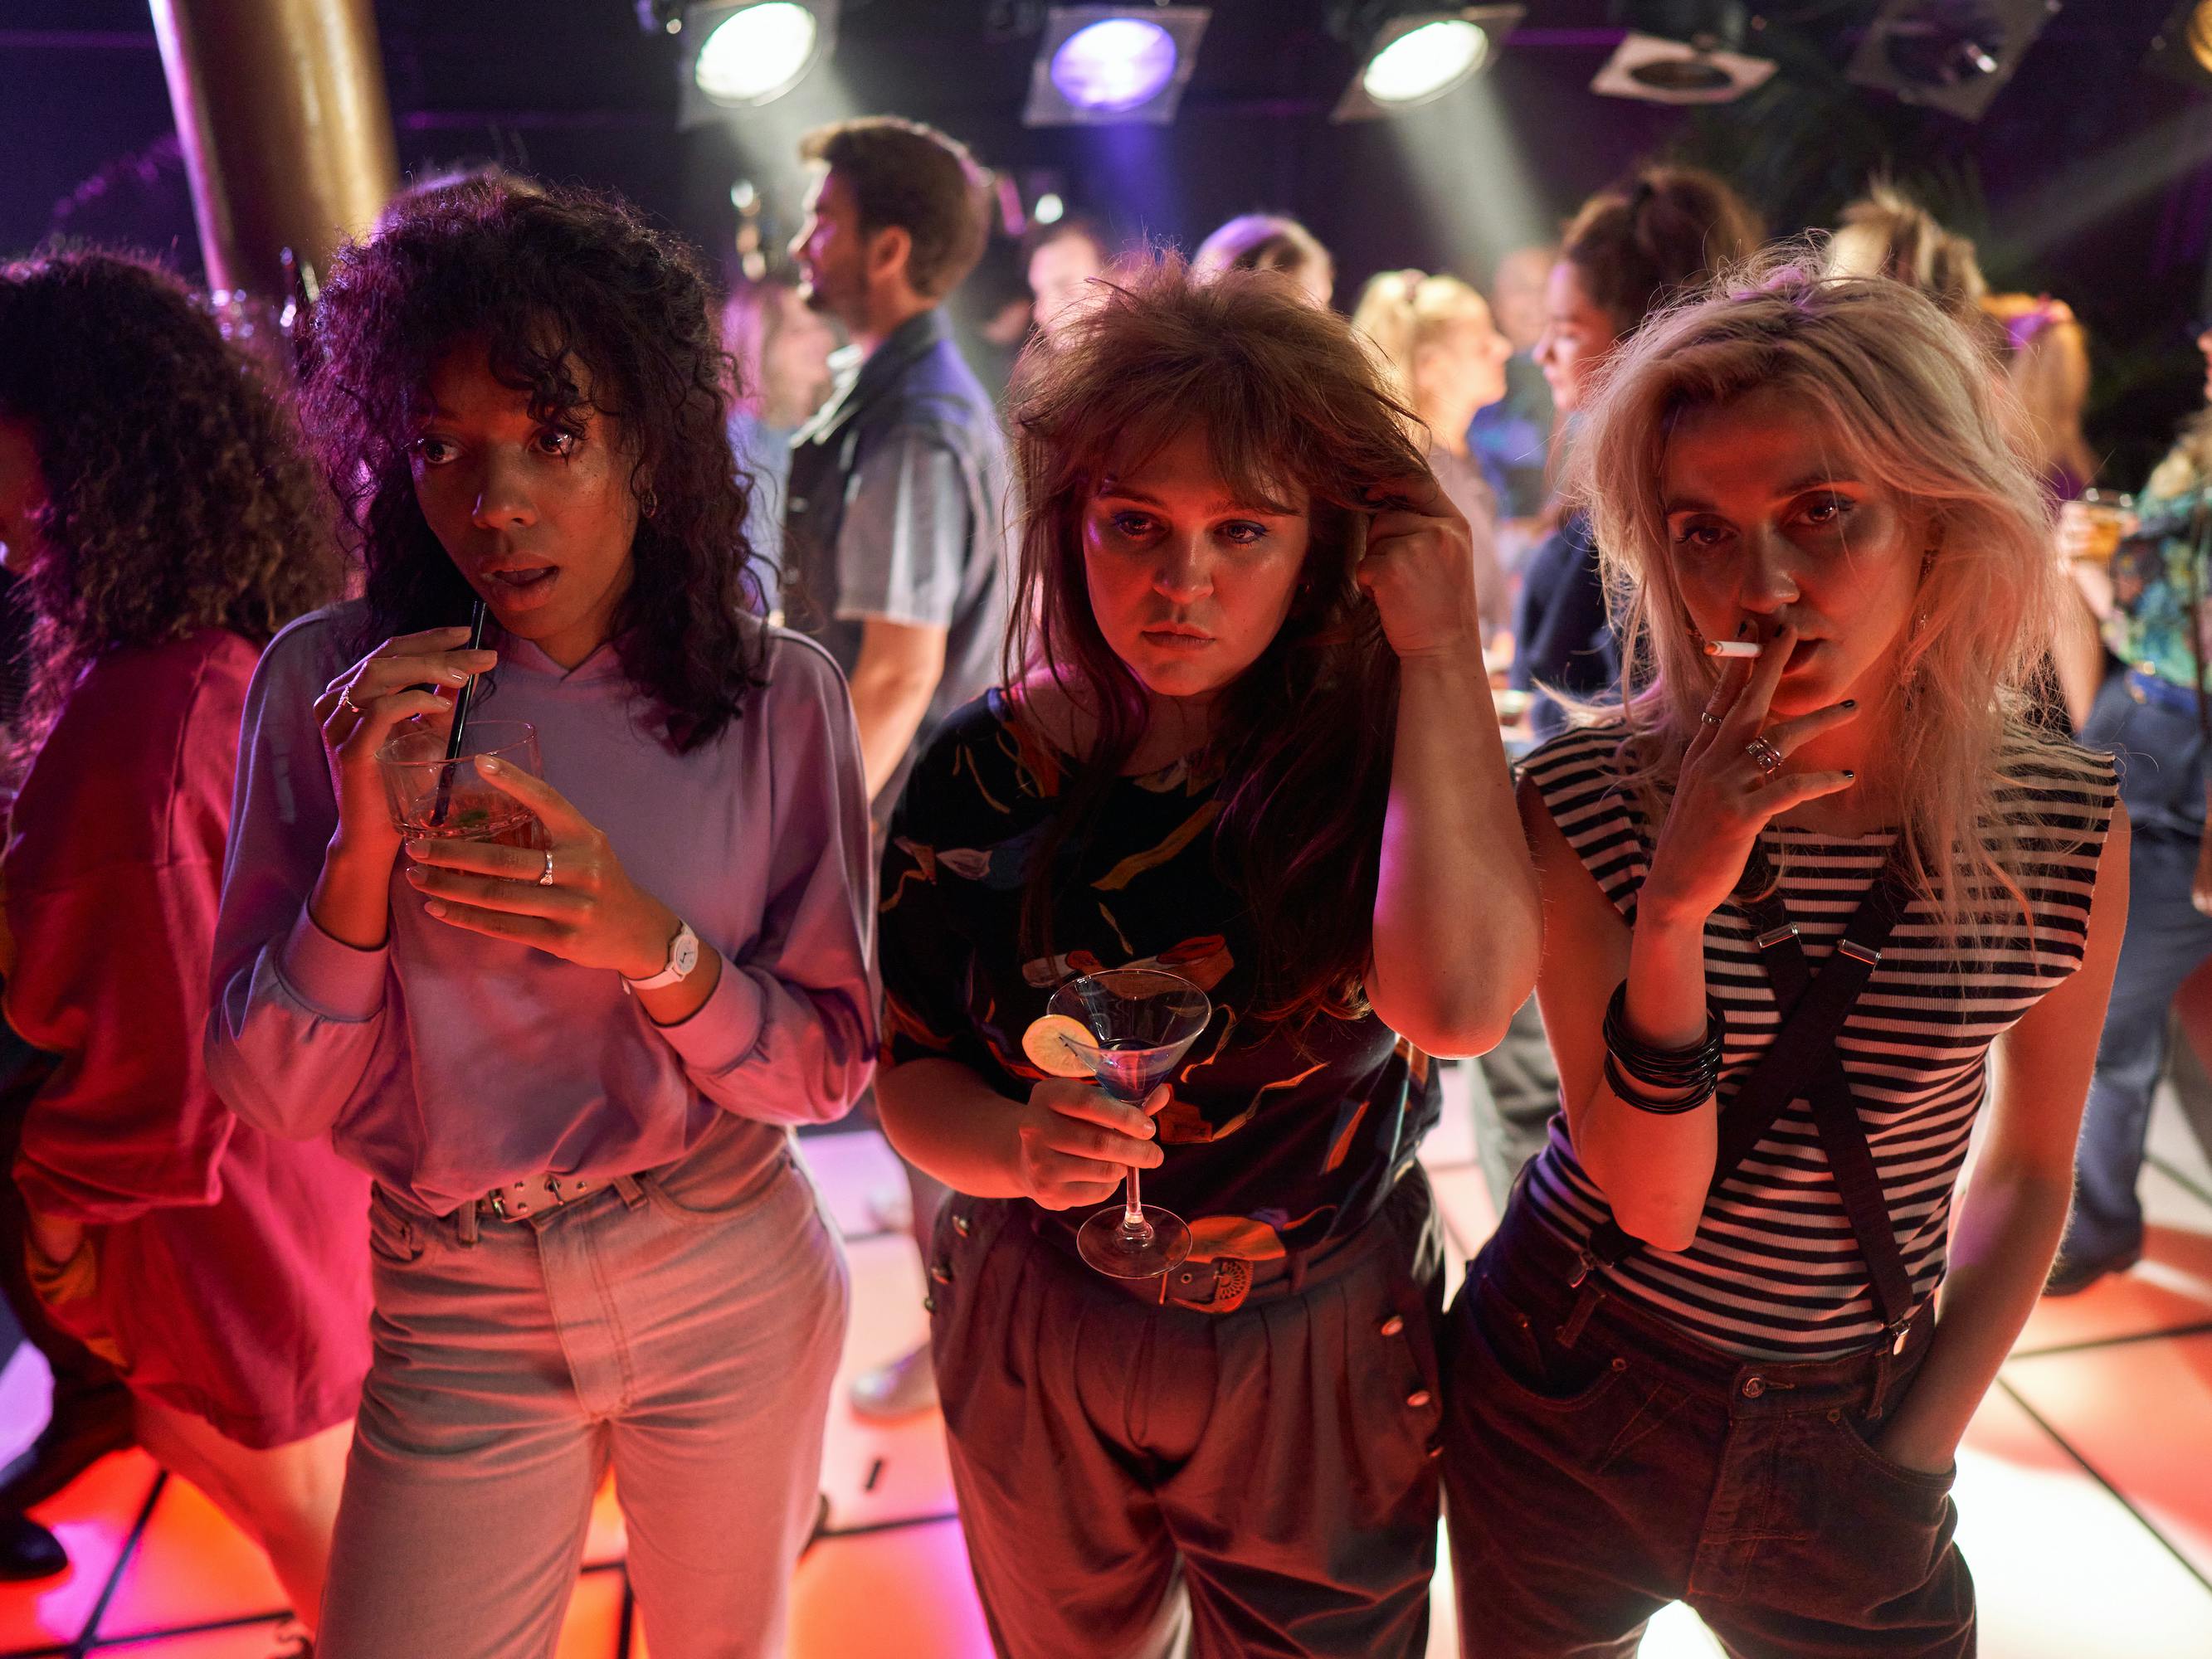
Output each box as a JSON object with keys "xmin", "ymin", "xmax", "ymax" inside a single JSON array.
[
  {"xmin": 873, "ymin": 255, "xmax": 1540, "ymax": 1657},
  {"xmin": 0, "ymin": 248, "xmax": 362, "ymax": 1632},
  {"xmin": 207, "ymin": 178, "xmax": 873, "ymax": 1658}
]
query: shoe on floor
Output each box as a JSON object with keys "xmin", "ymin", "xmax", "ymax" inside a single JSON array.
[
  {"xmin": 0, "ymin": 1511, "xmax": 66, "ymax": 1582},
  {"xmin": 2043, "ymin": 1240, "xmax": 2144, "ymax": 1297},
  {"xmin": 0, "ymin": 1381, "xmax": 136, "ymax": 1510},
  {"xmin": 850, "ymin": 1342, "xmax": 938, "ymax": 1420}
]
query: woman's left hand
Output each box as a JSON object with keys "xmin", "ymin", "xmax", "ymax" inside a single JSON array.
[
  {"xmin": 402, "ymin": 756, "xmax": 680, "ymax": 980},
  {"xmin": 1356, "ymin": 474, "xmax": 1485, "ymax": 662}
]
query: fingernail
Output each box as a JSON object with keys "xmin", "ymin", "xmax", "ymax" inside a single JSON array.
[
  {"xmin": 1842, "ymin": 698, "xmax": 1857, "ymax": 709},
  {"xmin": 404, "ymin": 864, "xmax": 426, "ymax": 883},
  {"xmin": 1843, "ymin": 770, "xmax": 1856, "ymax": 781},
  {"xmin": 423, "ymin": 898, "xmax": 446, "ymax": 917},
  {"xmin": 446, "ymin": 669, "xmax": 470, "ymax": 682},
  {"xmin": 478, "ymin": 757, "xmax": 502, "ymax": 774},
  {"xmin": 404, "ymin": 839, "xmax": 426, "ymax": 859},
  {"xmin": 1735, "ymin": 619, "xmax": 1751, "ymax": 637}
]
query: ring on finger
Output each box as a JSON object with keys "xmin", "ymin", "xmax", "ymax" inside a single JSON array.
[
  {"xmin": 1744, "ymin": 735, "xmax": 1786, "ymax": 779},
  {"xmin": 538, "ymin": 848, "xmax": 557, "ymax": 888},
  {"xmin": 1699, "ymin": 710, "xmax": 1724, "ymax": 727},
  {"xmin": 337, "ymin": 684, "xmax": 360, "ymax": 718}
]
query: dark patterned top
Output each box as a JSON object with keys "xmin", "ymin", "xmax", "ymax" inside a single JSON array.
[
  {"xmin": 878, "ymin": 690, "xmax": 1438, "ymax": 1262},
  {"xmin": 1520, "ymin": 722, "xmax": 2118, "ymax": 1360}
]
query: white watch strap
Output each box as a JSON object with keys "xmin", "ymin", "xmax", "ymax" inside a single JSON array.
[{"xmin": 623, "ymin": 922, "xmax": 699, "ymax": 993}]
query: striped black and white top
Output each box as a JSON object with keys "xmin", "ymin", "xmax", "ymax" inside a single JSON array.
[{"xmin": 1519, "ymin": 721, "xmax": 2118, "ymax": 1360}]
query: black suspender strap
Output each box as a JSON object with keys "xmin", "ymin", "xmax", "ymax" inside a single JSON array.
[{"xmin": 1571, "ymin": 844, "xmax": 1922, "ymax": 1356}]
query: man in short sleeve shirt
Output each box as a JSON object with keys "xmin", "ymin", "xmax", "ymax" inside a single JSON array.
[
  {"xmin": 782, "ymin": 116, "xmax": 1010, "ymax": 829},
  {"xmin": 782, "ymin": 116, "xmax": 1010, "ymax": 1423}
]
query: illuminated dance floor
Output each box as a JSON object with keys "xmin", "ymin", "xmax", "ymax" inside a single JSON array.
[{"xmin": 2, "ymin": 1069, "xmax": 2209, "ymax": 1657}]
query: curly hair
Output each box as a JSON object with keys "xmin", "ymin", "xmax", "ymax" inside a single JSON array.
[
  {"xmin": 303, "ymin": 178, "xmax": 765, "ymax": 752},
  {"xmin": 0, "ymin": 248, "xmax": 338, "ymax": 762},
  {"xmin": 1006, "ymin": 251, "xmax": 1427, "ymax": 1029}
]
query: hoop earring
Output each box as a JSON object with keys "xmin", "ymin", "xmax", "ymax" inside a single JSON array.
[{"xmin": 639, "ymin": 485, "xmax": 660, "ymax": 520}]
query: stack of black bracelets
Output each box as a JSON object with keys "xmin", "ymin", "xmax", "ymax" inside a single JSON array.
[{"xmin": 1601, "ymin": 982, "xmax": 1727, "ymax": 1114}]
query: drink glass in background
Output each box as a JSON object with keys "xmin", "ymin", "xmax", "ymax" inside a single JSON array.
[
  {"xmin": 2063, "ymin": 489, "xmax": 2138, "ymax": 565},
  {"xmin": 378, "ymin": 718, "xmax": 545, "ymax": 848}
]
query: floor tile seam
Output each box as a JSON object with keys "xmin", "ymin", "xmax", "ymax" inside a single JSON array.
[
  {"xmin": 82, "ymin": 1607, "xmax": 287, "ymax": 1649},
  {"xmin": 2007, "ymin": 1317, "xmax": 2212, "ymax": 1361},
  {"xmin": 615, "ymin": 1571, "xmax": 636, "ymax": 1659},
  {"xmin": 2147, "ymin": 1151, "xmax": 2212, "ymax": 1214},
  {"xmin": 1992, "ymin": 1377, "xmax": 2212, "ymax": 1600},
  {"xmin": 76, "ymin": 1472, "xmax": 168, "ymax": 1657},
  {"xmin": 815, "ymin": 1508, "xmax": 962, "ymax": 1542}
]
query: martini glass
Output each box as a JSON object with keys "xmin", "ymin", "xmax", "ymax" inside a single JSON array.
[{"xmin": 1048, "ymin": 968, "xmax": 1212, "ymax": 1278}]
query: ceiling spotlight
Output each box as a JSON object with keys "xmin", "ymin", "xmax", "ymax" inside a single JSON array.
[
  {"xmin": 682, "ymin": 1, "xmax": 836, "ymax": 111},
  {"xmin": 1332, "ymin": 7, "xmax": 1523, "ymax": 123},
  {"xmin": 2147, "ymin": 0, "xmax": 2212, "ymax": 85},
  {"xmin": 1591, "ymin": 2, "xmax": 1774, "ymax": 105},
  {"xmin": 1846, "ymin": 0, "xmax": 2059, "ymax": 123},
  {"xmin": 1023, "ymin": 6, "xmax": 1211, "ymax": 127},
  {"xmin": 1034, "ymin": 192, "xmax": 1067, "ymax": 225}
]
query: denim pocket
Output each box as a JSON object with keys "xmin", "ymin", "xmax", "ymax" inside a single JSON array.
[
  {"xmin": 1458, "ymin": 1273, "xmax": 1629, "ymax": 1413},
  {"xmin": 639, "ymin": 1143, "xmax": 790, "ymax": 1227}
]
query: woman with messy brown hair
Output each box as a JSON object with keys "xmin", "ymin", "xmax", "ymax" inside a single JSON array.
[
  {"xmin": 874, "ymin": 253, "xmax": 1540, "ymax": 1657},
  {"xmin": 0, "ymin": 248, "xmax": 358, "ymax": 1639}
]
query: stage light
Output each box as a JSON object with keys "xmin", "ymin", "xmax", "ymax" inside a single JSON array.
[
  {"xmin": 1053, "ymin": 17, "xmax": 1177, "ymax": 110},
  {"xmin": 1591, "ymin": 2, "xmax": 1775, "ymax": 105},
  {"xmin": 1845, "ymin": 0, "xmax": 2059, "ymax": 123},
  {"xmin": 1023, "ymin": 6, "xmax": 1211, "ymax": 128},
  {"xmin": 1331, "ymin": 7, "xmax": 1523, "ymax": 123},
  {"xmin": 2148, "ymin": 1, "xmax": 2212, "ymax": 85},
  {"xmin": 1035, "ymin": 192, "xmax": 1067, "ymax": 225},
  {"xmin": 683, "ymin": 1, "xmax": 836, "ymax": 110}
]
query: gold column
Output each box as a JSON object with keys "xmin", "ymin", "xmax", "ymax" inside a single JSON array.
[{"xmin": 149, "ymin": 0, "xmax": 400, "ymax": 301}]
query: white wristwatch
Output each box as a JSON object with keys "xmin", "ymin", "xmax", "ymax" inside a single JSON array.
[{"xmin": 624, "ymin": 920, "xmax": 702, "ymax": 994}]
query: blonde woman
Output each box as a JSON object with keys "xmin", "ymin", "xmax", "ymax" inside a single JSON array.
[
  {"xmin": 1191, "ymin": 212, "xmax": 1334, "ymax": 309},
  {"xmin": 1985, "ymin": 293, "xmax": 2097, "ymax": 503},
  {"xmin": 1352, "ymin": 270, "xmax": 1515, "ymax": 644},
  {"xmin": 1440, "ymin": 263, "xmax": 2127, "ymax": 1658}
]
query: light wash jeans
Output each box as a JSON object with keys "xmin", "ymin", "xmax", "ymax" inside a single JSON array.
[{"xmin": 318, "ymin": 1117, "xmax": 849, "ymax": 1659}]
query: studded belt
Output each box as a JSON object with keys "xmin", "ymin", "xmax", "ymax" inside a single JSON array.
[{"xmin": 477, "ymin": 1171, "xmax": 603, "ymax": 1223}]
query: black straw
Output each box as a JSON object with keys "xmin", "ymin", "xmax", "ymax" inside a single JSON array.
[{"xmin": 428, "ymin": 600, "xmax": 489, "ymax": 828}]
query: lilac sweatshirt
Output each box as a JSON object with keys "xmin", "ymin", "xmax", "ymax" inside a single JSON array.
[{"xmin": 205, "ymin": 602, "xmax": 877, "ymax": 1213}]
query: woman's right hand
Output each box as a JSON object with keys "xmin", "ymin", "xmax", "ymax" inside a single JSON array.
[
  {"xmin": 309, "ymin": 626, "xmax": 498, "ymax": 859},
  {"xmin": 1637, "ymin": 625, "xmax": 1860, "ymax": 932},
  {"xmin": 1008, "ymin": 1078, "xmax": 1169, "ymax": 1210}
]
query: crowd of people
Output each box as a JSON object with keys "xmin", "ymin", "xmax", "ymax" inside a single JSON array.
[{"xmin": 0, "ymin": 104, "xmax": 2199, "ymax": 1659}]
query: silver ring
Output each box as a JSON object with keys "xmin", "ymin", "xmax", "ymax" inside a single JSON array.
[
  {"xmin": 1698, "ymin": 711, "xmax": 1724, "ymax": 727},
  {"xmin": 1744, "ymin": 735, "xmax": 1786, "ymax": 778},
  {"xmin": 538, "ymin": 849, "xmax": 556, "ymax": 887},
  {"xmin": 337, "ymin": 684, "xmax": 359, "ymax": 718}
]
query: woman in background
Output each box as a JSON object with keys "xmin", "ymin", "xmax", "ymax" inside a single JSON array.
[
  {"xmin": 1193, "ymin": 212, "xmax": 1336, "ymax": 309},
  {"xmin": 1352, "ymin": 269, "xmax": 1517, "ymax": 649},
  {"xmin": 1513, "ymin": 165, "xmax": 1762, "ymax": 738},
  {"xmin": 723, "ymin": 269, "xmax": 837, "ymax": 588},
  {"xmin": 0, "ymin": 249, "xmax": 359, "ymax": 1637}
]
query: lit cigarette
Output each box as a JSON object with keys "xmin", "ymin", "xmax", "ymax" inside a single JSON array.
[{"xmin": 1703, "ymin": 639, "xmax": 1762, "ymax": 659}]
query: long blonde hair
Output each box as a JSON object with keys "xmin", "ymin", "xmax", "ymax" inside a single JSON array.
[
  {"xmin": 1569, "ymin": 255, "xmax": 2088, "ymax": 950},
  {"xmin": 1984, "ymin": 292, "xmax": 2098, "ymax": 493},
  {"xmin": 1348, "ymin": 269, "xmax": 1495, "ymax": 425}
]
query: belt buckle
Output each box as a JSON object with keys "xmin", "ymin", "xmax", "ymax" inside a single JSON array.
[{"xmin": 1167, "ymin": 1258, "xmax": 1253, "ymax": 1315}]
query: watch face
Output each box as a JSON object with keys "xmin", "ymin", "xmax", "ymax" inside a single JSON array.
[{"xmin": 673, "ymin": 929, "xmax": 700, "ymax": 975}]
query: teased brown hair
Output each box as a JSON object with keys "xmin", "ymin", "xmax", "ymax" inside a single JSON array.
[{"xmin": 1005, "ymin": 252, "xmax": 1428, "ymax": 1027}]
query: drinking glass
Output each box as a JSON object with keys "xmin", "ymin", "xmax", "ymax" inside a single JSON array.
[
  {"xmin": 1047, "ymin": 968, "xmax": 1213, "ymax": 1279},
  {"xmin": 2063, "ymin": 489, "xmax": 2137, "ymax": 565},
  {"xmin": 377, "ymin": 718, "xmax": 545, "ymax": 848}
]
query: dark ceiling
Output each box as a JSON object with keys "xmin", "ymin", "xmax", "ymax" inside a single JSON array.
[{"xmin": 0, "ymin": 0, "xmax": 2205, "ymax": 471}]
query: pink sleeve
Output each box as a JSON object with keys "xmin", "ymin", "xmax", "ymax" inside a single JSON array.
[
  {"xmin": 203, "ymin": 613, "xmax": 394, "ymax": 1140},
  {"xmin": 652, "ymin": 638, "xmax": 879, "ymax": 1126},
  {"xmin": 7, "ymin": 643, "xmax": 240, "ymax": 1224}
]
